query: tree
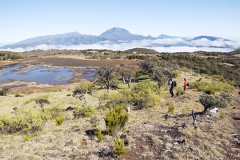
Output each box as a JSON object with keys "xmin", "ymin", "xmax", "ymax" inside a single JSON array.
[
  {"xmin": 72, "ymin": 81, "xmax": 93, "ymax": 104},
  {"xmin": 35, "ymin": 99, "xmax": 50, "ymax": 112},
  {"xmin": 118, "ymin": 64, "xmax": 135, "ymax": 88},
  {"xmin": 96, "ymin": 66, "xmax": 116, "ymax": 93},
  {"xmin": 151, "ymin": 66, "xmax": 168, "ymax": 88}
]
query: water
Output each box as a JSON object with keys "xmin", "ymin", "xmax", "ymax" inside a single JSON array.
[{"xmin": 0, "ymin": 65, "xmax": 97, "ymax": 86}]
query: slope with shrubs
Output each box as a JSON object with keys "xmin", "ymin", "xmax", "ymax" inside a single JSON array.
[{"xmin": 0, "ymin": 52, "xmax": 239, "ymax": 159}]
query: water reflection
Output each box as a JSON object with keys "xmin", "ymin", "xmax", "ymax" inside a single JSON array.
[{"xmin": 0, "ymin": 65, "xmax": 97, "ymax": 86}]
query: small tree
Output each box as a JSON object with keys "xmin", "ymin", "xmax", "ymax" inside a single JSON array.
[
  {"xmin": 96, "ymin": 66, "xmax": 116, "ymax": 93},
  {"xmin": 35, "ymin": 99, "xmax": 50, "ymax": 112},
  {"xmin": 73, "ymin": 81, "xmax": 94, "ymax": 104},
  {"xmin": 104, "ymin": 106, "xmax": 129, "ymax": 136}
]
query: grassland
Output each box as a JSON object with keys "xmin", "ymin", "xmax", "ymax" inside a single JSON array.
[{"xmin": 0, "ymin": 49, "xmax": 239, "ymax": 160}]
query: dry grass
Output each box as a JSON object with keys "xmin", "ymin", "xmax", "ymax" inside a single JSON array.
[{"xmin": 0, "ymin": 61, "xmax": 239, "ymax": 160}]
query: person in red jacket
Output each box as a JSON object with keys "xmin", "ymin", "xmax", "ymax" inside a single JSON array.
[{"xmin": 183, "ymin": 78, "xmax": 189, "ymax": 92}]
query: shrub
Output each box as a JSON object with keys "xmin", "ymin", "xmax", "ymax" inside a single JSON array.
[
  {"xmin": 90, "ymin": 116, "xmax": 99, "ymax": 128},
  {"xmin": 131, "ymin": 80, "xmax": 160, "ymax": 109},
  {"xmin": 175, "ymin": 86, "xmax": 184, "ymax": 96},
  {"xmin": 191, "ymin": 81, "xmax": 235, "ymax": 93},
  {"xmin": 15, "ymin": 94, "xmax": 24, "ymax": 97},
  {"xmin": 45, "ymin": 105, "xmax": 63, "ymax": 119},
  {"xmin": 95, "ymin": 128, "xmax": 106, "ymax": 141},
  {"xmin": 66, "ymin": 93, "xmax": 71, "ymax": 96},
  {"xmin": 105, "ymin": 106, "xmax": 129, "ymax": 135},
  {"xmin": 219, "ymin": 113, "xmax": 225, "ymax": 119},
  {"xmin": 0, "ymin": 87, "xmax": 10, "ymax": 96},
  {"xmin": 23, "ymin": 136, "xmax": 30, "ymax": 142},
  {"xmin": 168, "ymin": 102, "xmax": 175, "ymax": 114},
  {"xmin": 73, "ymin": 106, "xmax": 95, "ymax": 118},
  {"xmin": 55, "ymin": 117, "xmax": 64, "ymax": 126},
  {"xmin": 35, "ymin": 98, "xmax": 50, "ymax": 112},
  {"xmin": 114, "ymin": 138, "xmax": 127, "ymax": 157},
  {"xmin": 171, "ymin": 71, "xmax": 179, "ymax": 78},
  {"xmin": 205, "ymin": 90, "xmax": 215, "ymax": 95},
  {"xmin": 0, "ymin": 110, "xmax": 44, "ymax": 134}
]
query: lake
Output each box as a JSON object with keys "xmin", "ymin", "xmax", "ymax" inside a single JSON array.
[{"xmin": 0, "ymin": 65, "xmax": 97, "ymax": 86}]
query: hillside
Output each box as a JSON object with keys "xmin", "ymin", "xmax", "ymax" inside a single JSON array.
[{"xmin": 0, "ymin": 50, "xmax": 239, "ymax": 159}]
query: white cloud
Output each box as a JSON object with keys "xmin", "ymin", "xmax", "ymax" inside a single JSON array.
[{"xmin": 1, "ymin": 38, "xmax": 240, "ymax": 53}]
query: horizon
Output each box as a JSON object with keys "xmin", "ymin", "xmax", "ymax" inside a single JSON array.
[{"xmin": 1, "ymin": 0, "xmax": 240, "ymax": 43}]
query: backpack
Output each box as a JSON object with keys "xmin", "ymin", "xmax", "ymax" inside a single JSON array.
[
  {"xmin": 187, "ymin": 82, "xmax": 189, "ymax": 87},
  {"xmin": 173, "ymin": 81, "xmax": 177, "ymax": 87}
]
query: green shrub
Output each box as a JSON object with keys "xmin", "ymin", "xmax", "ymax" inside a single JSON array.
[
  {"xmin": 105, "ymin": 106, "xmax": 129, "ymax": 135},
  {"xmin": 171, "ymin": 71, "xmax": 179, "ymax": 78},
  {"xmin": 55, "ymin": 117, "xmax": 64, "ymax": 126},
  {"xmin": 191, "ymin": 81, "xmax": 235, "ymax": 93},
  {"xmin": 0, "ymin": 110, "xmax": 44, "ymax": 134},
  {"xmin": 0, "ymin": 87, "xmax": 10, "ymax": 96},
  {"xmin": 23, "ymin": 136, "xmax": 30, "ymax": 142},
  {"xmin": 95, "ymin": 128, "xmax": 106, "ymax": 141},
  {"xmin": 114, "ymin": 138, "xmax": 127, "ymax": 157},
  {"xmin": 205, "ymin": 90, "xmax": 215, "ymax": 95},
  {"xmin": 35, "ymin": 98, "xmax": 50, "ymax": 112},
  {"xmin": 131, "ymin": 80, "xmax": 160, "ymax": 109},
  {"xmin": 73, "ymin": 106, "xmax": 95, "ymax": 118},
  {"xmin": 168, "ymin": 102, "xmax": 175, "ymax": 114},
  {"xmin": 175, "ymin": 86, "xmax": 184, "ymax": 96},
  {"xmin": 219, "ymin": 113, "xmax": 225, "ymax": 119},
  {"xmin": 15, "ymin": 94, "xmax": 24, "ymax": 97},
  {"xmin": 66, "ymin": 93, "xmax": 71, "ymax": 96},
  {"xmin": 89, "ymin": 116, "xmax": 99, "ymax": 129},
  {"xmin": 45, "ymin": 105, "xmax": 63, "ymax": 119}
]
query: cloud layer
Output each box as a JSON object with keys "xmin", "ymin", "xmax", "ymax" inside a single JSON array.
[{"xmin": 1, "ymin": 38, "xmax": 240, "ymax": 53}]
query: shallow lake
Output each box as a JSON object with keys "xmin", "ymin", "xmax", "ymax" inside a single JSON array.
[{"xmin": 0, "ymin": 65, "xmax": 97, "ymax": 86}]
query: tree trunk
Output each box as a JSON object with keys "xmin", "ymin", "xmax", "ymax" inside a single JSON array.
[
  {"xmin": 122, "ymin": 77, "xmax": 126, "ymax": 84},
  {"xmin": 127, "ymin": 77, "xmax": 132, "ymax": 88}
]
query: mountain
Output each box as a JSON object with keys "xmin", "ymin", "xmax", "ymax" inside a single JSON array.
[
  {"xmin": 0, "ymin": 27, "xmax": 235, "ymax": 50},
  {"xmin": 2, "ymin": 32, "xmax": 106, "ymax": 49},
  {"xmin": 99, "ymin": 27, "xmax": 146, "ymax": 41}
]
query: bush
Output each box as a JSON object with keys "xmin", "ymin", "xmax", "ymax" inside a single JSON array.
[
  {"xmin": 171, "ymin": 71, "xmax": 179, "ymax": 78},
  {"xmin": 95, "ymin": 128, "xmax": 106, "ymax": 141},
  {"xmin": 45, "ymin": 105, "xmax": 63, "ymax": 119},
  {"xmin": 105, "ymin": 106, "xmax": 129, "ymax": 135},
  {"xmin": 73, "ymin": 106, "xmax": 95, "ymax": 118},
  {"xmin": 175, "ymin": 86, "xmax": 184, "ymax": 96},
  {"xmin": 55, "ymin": 117, "xmax": 64, "ymax": 126},
  {"xmin": 114, "ymin": 138, "xmax": 127, "ymax": 157},
  {"xmin": 205, "ymin": 90, "xmax": 215, "ymax": 95},
  {"xmin": 191, "ymin": 81, "xmax": 235, "ymax": 93},
  {"xmin": 168, "ymin": 102, "xmax": 175, "ymax": 114},
  {"xmin": 131, "ymin": 80, "xmax": 160, "ymax": 109},
  {"xmin": 0, "ymin": 110, "xmax": 44, "ymax": 134},
  {"xmin": 0, "ymin": 87, "xmax": 10, "ymax": 96},
  {"xmin": 23, "ymin": 136, "xmax": 30, "ymax": 142},
  {"xmin": 66, "ymin": 94, "xmax": 71, "ymax": 96},
  {"xmin": 15, "ymin": 94, "xmax": 24, "ymax": 97}
]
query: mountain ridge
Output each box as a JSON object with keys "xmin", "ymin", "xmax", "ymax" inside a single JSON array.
[{"xmin": 1, "ymin": 27, "xmax": 233, "ymax": 49}]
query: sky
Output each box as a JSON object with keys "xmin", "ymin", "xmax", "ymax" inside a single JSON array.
[{"xmin": 0, "ymin": 0, "xmax": 240, "ymax": 43}]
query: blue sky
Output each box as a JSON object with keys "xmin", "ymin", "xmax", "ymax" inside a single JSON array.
[{"xmin": 0, "ymin": 0, "xmax": 240, "ymax": 43}]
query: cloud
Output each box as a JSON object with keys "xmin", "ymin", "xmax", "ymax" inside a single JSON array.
[{"xmin": 1, "ymin": 38, "xmax": 240, "ymax": 53}]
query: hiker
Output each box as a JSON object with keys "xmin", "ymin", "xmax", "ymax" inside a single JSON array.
[
  {"xmin": 168, "ymin": 78, "xmax": 176, "ymax": 97},
  {"xmin": 183, "ymin": 78, "xmax": 189, "ymax": 92}
]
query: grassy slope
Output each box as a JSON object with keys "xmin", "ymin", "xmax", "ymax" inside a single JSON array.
[{"xmin": 0, "ymin": 71, "xmax": 239, "ymax": 160}]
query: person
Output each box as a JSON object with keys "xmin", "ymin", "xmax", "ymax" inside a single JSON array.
[
  {"xmin": 168, "ymin": 78, "xmax": 174, "ymax": 97},
  {"xmin": 183, "ymin": 78, "xmax": 189, "ymax": 92}
]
